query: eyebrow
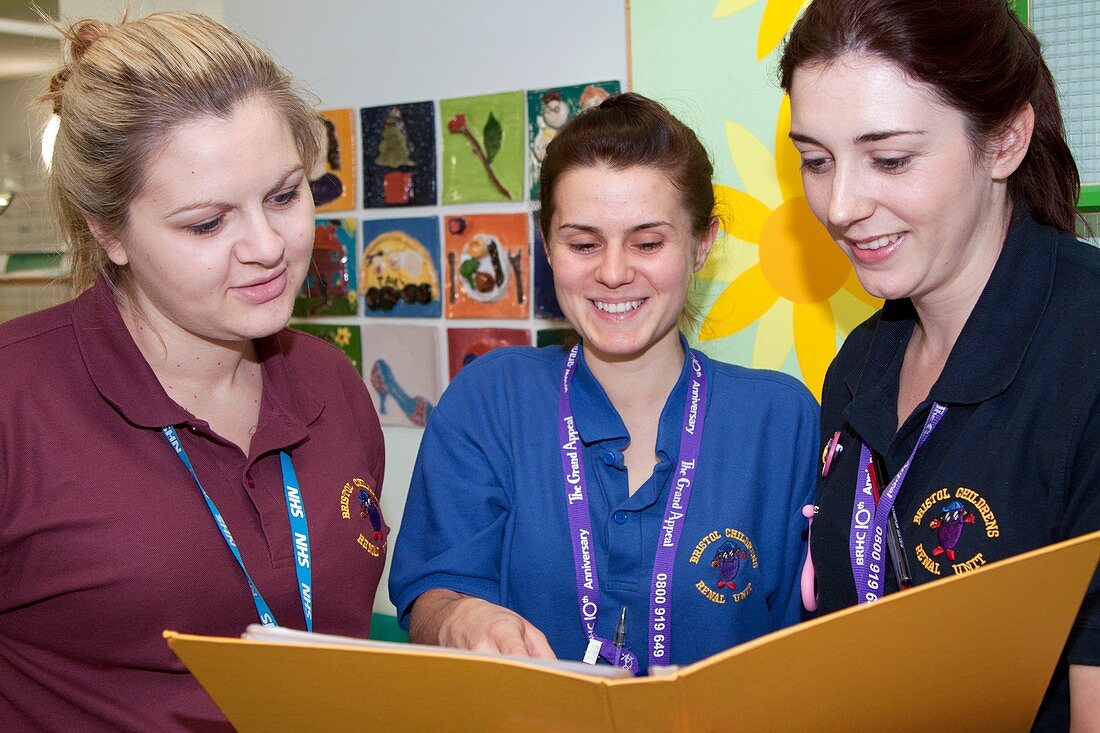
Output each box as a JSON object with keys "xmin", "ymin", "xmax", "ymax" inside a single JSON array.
[
  {"xmin": 165, "ymin": 164, "xmax": 304, "ymax": 218},
  {"xmin": 789, "ymin": 130, "xmax": 926, "ymax": 145},
  {"xmin": 557, "ymin": 221, "xmax": 672, "ymax": 235}
]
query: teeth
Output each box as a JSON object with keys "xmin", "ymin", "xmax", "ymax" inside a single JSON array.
[
  {"xmin": 853, "ymin": 233, "xmax": 902, "ymax": 250},
  {"xmin": 594, "ymin": 299, "xmax": 643, "ymax": 314}
]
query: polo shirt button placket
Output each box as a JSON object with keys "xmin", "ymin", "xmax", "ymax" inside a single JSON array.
[
  {"xmin": 245, "ymin": 472, "xmax": 255, "ymax": 489},
  {"xmin": 613, "ymin": 510, "xmax": 628, "ymax": 525}
]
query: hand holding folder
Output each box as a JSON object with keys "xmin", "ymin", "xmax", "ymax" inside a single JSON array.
[{"xmin": 167, "ymin": 530, "xmax": 1100, "ymax": 732}]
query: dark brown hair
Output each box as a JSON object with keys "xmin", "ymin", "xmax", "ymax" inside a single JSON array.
[
  {"xmin": 779, "ymin": 0, "xmax": 1079, "ymax": 234},
  {"xmin": 538, "ymin": 92, "xmax": 715, "ymax": 239}
]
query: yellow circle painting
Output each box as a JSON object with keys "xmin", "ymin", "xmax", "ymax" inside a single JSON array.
[{"xmin": 360, "ymin": 231, "xmax": 440, "ymax": 313}]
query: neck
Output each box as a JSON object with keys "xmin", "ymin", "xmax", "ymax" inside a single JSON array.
[
  {"xmin": 584, "ymin": 333, "xmax": 685, "ymax": 418},
  {"xmin": 910, "ymin": 198, "xmax": 1012, "ymax": 357},
  {"xmin": 116, "ymin": 292, "xmax": 259, "ymax": 397}
]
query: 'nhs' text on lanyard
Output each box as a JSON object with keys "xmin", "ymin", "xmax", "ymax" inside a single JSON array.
[{"xmin": 163, "ymin": 425, "xmax": 313, "ymax": 631}]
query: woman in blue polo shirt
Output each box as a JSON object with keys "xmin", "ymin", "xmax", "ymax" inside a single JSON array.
[
  {"xmin": 390, "ymin": 93, "xmax": 819, "ymax": 673},
  {"xmin": 780, "ymin": 0, "xmax": 1100, "ymax": 728}
]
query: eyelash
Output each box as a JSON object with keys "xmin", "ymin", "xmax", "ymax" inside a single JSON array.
[
  {"xmin": 798, "ymin": 156, "xmax": 913, "ymax": 175},
  {"xmin": 873, "ymin": 156, "xmax": 911, "ymax": 173},
  {"xmin": 565, "ymin": 240, "xmax": 664, "ymax": 254},
  {"xmin": 799, "ymin": 157, "xmax": 831, "ymax": 175},
  {"xmin": 185, "ymin": 185, "xmax": 302, "ymax": 237}
]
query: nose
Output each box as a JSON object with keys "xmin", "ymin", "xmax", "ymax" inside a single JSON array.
[
  {"xmin": 595, "ymin": 243, "xmax": 634, "ymax": 288},
  {"xmin": 826, "ymin": 164, "xmax": 874, "ymax": 230},
  {"xmin": 236, "ymin": 210, "xmax": 286, "ymax": 267}
]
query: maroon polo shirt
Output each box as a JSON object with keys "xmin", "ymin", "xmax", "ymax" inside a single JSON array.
[{"xmin": 0, "ymin": 276, "xmax": 386, "ymax": 731}]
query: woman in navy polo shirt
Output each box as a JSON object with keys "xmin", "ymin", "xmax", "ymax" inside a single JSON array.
[
  {"xmin": 0, "ymin": 13, "xmax": 385, "ymax": 731},
  {"xmin": 391, "ymin": 93, "xmax": 819, "ymax": 673},
  {"xmin": 780, "ymin": 0, "xmax": 1100, "ymax": 728}
]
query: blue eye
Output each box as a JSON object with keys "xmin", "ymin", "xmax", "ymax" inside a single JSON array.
[
  {"xmin": 187, "ymin": 217, "xmax": 223, "ymax": 236},
  {"xmin": 271, "ymin": 187, "xmax": 302, "ymax": 206}
]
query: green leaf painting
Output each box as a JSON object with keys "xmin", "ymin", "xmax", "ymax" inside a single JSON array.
[
  {"xmin": 484, "ymin": 113, "xmax": 502, "ymax": 164},
  {"xmin": 441, "ymin": 91, "xmax": 524, "ymax": 204}
]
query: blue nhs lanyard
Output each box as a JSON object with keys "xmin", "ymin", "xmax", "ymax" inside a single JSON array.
[{"xmin": 162, "ymin": 425, "xmax": 313, "ymax": 631}]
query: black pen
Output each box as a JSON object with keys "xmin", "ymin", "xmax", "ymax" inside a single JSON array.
[
  {"xmin": 613, "ymin": 605, "xmax": 627, "ymax": 667},
  {"xmin": 870, "ymin": 453, "xmax": 912, "ymax": 590}
]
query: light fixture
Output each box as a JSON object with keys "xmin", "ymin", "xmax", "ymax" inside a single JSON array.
[{"xmin": 41, "ymin": 114, "xmax": 60, "ymax": 171}]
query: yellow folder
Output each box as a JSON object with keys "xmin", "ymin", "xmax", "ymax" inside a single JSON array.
[{"xmin": 166, "ymin": 530, "xmax": 1100, "ymax": 732}]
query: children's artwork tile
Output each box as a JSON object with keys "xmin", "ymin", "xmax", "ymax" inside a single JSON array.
[
  {"xmin": 311, "ymin": 109, "xmax": 357, "ymax": 212},
  {"xmin": 441, "ymin": 91, "xmax": 525, "ymax": 204},
  {"xmin": 360, "ymin": 101, "xmax": 437, "ymax": 208},
  {"xmin": 447, "ymin": 328, "xmax": 531, "ymax": 380},
  {"xmin": 527, "ymin": 81, "xmax": 619, "ymax": 200},
  {"xmin": 530, "ymin": 211, "xmax": 565, "ymax": 320},
  {"xmin": 536, "ymin": 328, "xmax": 576, "ymax": 348},
  {"xmin": 295, "ymin": 219, "xmax": 358, "ymax": 317},
  {"xmin": 360, "ymin": 216, "xmax": 442, "ymax": 318},
  {"xmin": 290, "ymin": 323, "xmax": 362, "ymax": 374},
  {"xmin": 362, "ymin": 325, "xmax": 440, "ymax": 427},
  {"xmin": 444, "ymin": 213, "xmax": 529, "ymax": 319}
]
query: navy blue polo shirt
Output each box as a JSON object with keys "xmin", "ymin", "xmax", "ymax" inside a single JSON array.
[
  {"xmin": 813, "ymin": 211, "xmax": 1100, "ymax": 730},
  {"xmin": 390, "ymin": 340, "xmax": 819, "ymax": 671}
]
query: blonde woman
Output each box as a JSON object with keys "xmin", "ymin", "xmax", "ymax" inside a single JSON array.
[{"xmin": 0, "ymin": 13, "xmax": 386, "ymax": 730}]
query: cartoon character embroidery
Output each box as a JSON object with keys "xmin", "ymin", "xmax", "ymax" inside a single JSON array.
[
  {"xmin": 928, "ymin": 499, "xmax": 976, "ymax": 561},
  {"xmin": 359, "ymin": 489, "xmax": 385, "ymax": 544},
  {"xmin": 711, "ymin": 541, "xmax": 748, "ymax": 591}
]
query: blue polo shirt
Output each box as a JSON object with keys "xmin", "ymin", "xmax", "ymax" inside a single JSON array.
[
  {"xmin": 390, "ymin": 340, "xmax": 818, "ymax": 671},
  {"xmin": 812, "ymin": 209, "xmax": 1100, "ymax": 730}
]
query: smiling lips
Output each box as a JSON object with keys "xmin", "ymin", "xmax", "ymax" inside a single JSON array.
[
  {"xmin": 851, "ymin": 232, "xmax": 903, "ymax": 251},
  {"xmin": 593, "ymin": 298, "xmax": 645, "ymax": 314},
  {"xmin": 233, "ymin": 269, "xmax": 288, "ymax": 304}
]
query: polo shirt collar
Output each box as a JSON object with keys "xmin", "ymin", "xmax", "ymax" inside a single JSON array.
[
  {"xmin": 570, "ymin": 333, "xmax": 693, "ymax": 448},
  {"xmin": 74, "ymin": 275, "xmax": 324, "ymax": 452},
  {"xmin": 844, "ymin": 209, "xmax": 1055, "ymax": 445}
]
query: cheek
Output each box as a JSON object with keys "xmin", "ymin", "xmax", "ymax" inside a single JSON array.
[{"xmin": 800, "ymin": 176, "xmax": 832, "ymax": 225}]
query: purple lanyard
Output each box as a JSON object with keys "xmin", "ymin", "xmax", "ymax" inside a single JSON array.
[
  {"xmin": 558, "ymin": 344, "xmax": 707, "ymax": 673},
  {"xmin": 850, "ymin": 402, "xmax": 946, "ymax": 603}
]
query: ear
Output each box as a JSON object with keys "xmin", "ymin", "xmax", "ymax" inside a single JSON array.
[
  {"xmin": 990, "ymin": 103, "xmax": 1035, "ymax": 180},
  {"xmin": 693, "ymin": 216, "xmax": 720, "ymax": 273},
  {"xmin": 83, "ymin": 214, "xmax": 129, "ymax": 267}
]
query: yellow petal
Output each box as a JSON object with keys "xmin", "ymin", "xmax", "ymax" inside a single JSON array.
[
  {"xmin": 757, "ymin": 0, "xmax": 811, "ymax": 60},
  {"xmin": 841, "ymin": 267, "xmax": 884, "ymax": 308},
  {"xmin": 774, "ymin": 96, "xmax": 804, "ymax": 203},
  {"xmin": 713, "ymin": 0, "xmax": 759, "ymax": 18},
  {"xmin": 699, "ymin": 264, "xmax": 780, "ymax": 341},
  {"xmin": 698, "ymin": 230, "xmax": 757, "ymax": 283},
  {"xmin": 792, "ymin": 300, "xmax": 836, "ymax": 400},
  {"xmin": 751, "ymin": 297, "xmax": 794, "ymax": 370},
  {"xmin": 714, "ymin": 184, "xmax": 770, "ymax": 244},
  {"xmin": 831, "ymin": 283, "xmax": 880, "ymax": 335},
  {"xmin": 725, "ymin": 119, "xmax": 782, "ymax": 209}
]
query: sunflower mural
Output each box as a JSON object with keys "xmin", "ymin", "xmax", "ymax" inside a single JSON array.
[
  {"xmin": 712, "ymin": 0, "xmax": 809, "ymax": 60},
  {"xmin": 631, "ymin": 0, "xmax": 880, "ymax": 398}
]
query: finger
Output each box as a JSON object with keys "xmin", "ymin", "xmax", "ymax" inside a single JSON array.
[{"xmin": 522, "ymin": 623, "xmax": 557, "ymax": 660}]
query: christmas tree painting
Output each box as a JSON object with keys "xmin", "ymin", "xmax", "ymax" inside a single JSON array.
[{"xmin": 375, "ymin": 107, "xmax": 416, "ymax": 205}]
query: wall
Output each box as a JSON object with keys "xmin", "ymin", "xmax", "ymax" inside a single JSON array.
[{"xmin": 163, "ymin": 0, "xmax": 624, "ymax": 618}]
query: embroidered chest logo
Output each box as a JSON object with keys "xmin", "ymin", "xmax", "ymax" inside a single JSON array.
[
  {"xmin": 911, "ymin": 487, "xmax": 999, "ymax": 577},
  {"xmin": 339, "ymin": 477, "xmax": 386, "ymax": 557},
  {"xmin": 688, "ymin": 528, "xmax": 759, "ymax": 604}
]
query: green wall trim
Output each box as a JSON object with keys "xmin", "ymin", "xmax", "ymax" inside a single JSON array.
[
  {"xmin": 1078, "ymin": 188, "xmax": 1100, "ymax": 213},
  {"xmin": 369, "ymin": 612, "xmax": 409, "ymax": 643}
]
